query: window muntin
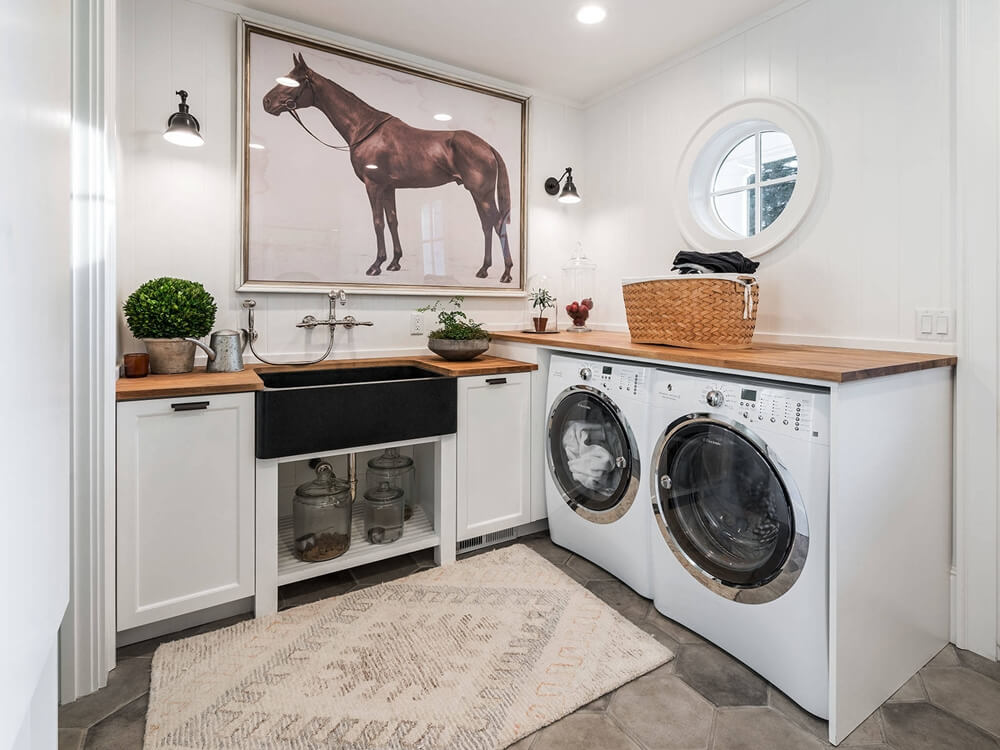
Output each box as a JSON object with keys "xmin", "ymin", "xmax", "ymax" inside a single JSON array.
[{"xmin": 709, "ymin": 130, "xmax": 798, "ymax": 238}]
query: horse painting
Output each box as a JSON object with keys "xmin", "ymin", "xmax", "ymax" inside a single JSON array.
[{"xmin": 262, "ymin": 53, "xmax": 515, "ymax": 284}]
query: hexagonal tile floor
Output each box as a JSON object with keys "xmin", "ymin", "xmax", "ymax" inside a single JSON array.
[{"xmin": 58, "ymin": 533, "xmax": 1000, "ymax": 749}]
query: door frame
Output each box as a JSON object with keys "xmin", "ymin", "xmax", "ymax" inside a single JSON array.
[
  {"xmin": 953, "ymin": 0, "xmax": 1000, "ymax": 660},
  {"xmin": 59, "ymin": 0, "xmax": 118, "ymax": 703}
]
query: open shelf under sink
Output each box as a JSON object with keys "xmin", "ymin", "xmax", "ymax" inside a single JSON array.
[{"xmin": 276, "ymin": 504, "xmax": 438, "ymax": 586}]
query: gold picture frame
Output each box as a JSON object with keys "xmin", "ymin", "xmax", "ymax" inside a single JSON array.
[{"xmin": 239, "ymin": 21, "xmax": 528, "ymax": 296}]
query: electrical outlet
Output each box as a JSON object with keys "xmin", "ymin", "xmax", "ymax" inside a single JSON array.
[
  {"xmin": 410, "ymin": 311, "xmax": 426, "ymax": 336},
  {"xmin": 915, "ymin": 308, "xmax": 955, "ymax": 341}
]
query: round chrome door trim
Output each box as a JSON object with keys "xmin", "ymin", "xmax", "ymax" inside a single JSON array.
[
  {"xmin": 650, "ymin": 413, "xmax": 809, "ymax": 604},
  {"xmin": 546, "ymin": 384, "xmax": 641, "ymax": 525}
]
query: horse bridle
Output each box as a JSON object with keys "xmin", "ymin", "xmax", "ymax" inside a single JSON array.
[{"xmin": 279, "ymin": 73, "xmax": 392, "ymax": 152}]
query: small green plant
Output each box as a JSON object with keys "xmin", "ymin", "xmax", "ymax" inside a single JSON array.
[
  {"xmin": 123, "ymin": 277, "xmax": 217, "ymax": 339},
  {"xmin": 529, "ymin": 287, "xmax": 556, "ymax": 312},
  {"xmin": 417, "ymin": 296, "xmax": 489, "ymax": 340}
]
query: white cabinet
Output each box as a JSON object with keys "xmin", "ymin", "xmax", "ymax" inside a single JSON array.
[
  {"xmin": 116, "ymin": 393, "xmax": 255, "ymax": 631},
  {"xmin": 456, "ymin": 373, "xmax": 531, "ymax": 541}
]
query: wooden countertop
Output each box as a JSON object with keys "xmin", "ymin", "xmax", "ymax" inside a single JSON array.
[
  {"xmin": 489, "ymin": 330, "xmax": 956, "ymax": 383},
  {"xmin": 116, "ymin": 354, "xmax": 537, "ymax": 401}
]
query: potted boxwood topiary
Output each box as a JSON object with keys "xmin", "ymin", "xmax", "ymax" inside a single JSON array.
[
  {"xmin": 417, "ymin": 297, "xmax": 490, "ymax": 361},
  {"xmin": 123, "ymin": 277, "xmax": 218, "ymax": 374}
]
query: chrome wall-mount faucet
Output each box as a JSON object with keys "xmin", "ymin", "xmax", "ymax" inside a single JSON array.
[{"xmin": 242, "ymin": 289, "xmax": 374, "ymax": 366}]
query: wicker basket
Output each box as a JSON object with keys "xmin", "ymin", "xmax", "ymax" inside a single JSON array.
[{"xmin": 621, "ymin": 274, "xmax": 759, "ymax": 349}]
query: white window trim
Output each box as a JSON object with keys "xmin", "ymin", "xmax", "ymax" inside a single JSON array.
[{"xmin": 676, "ymin": 98, "xmax": 822, "ymax": 258}]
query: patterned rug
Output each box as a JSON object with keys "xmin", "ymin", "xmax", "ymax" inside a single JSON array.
[{"xmin": 144, "ymin": 545, "xmax": 673, "ymax": 749}]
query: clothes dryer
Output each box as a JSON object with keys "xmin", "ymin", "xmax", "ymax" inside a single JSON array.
[{"xmin": 648, "ymin": 368, "xmax": 831, "ymax": 717}]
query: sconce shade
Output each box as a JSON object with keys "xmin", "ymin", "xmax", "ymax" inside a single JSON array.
[
  {"xmin": 558, "ymin": 175, "xmax": 581, "ymax": 203},
  {"xmin": 163, "ymin": 90, "xmax": 204, "ymax": 147},
  {"xmin": 545, "ymin": 167, "xmax": 581, "ymax": 204}
]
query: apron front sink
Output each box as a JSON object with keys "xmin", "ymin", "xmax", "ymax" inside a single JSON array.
[{"xmin": 255, "ymin": 365, "xmax": 456, "ymax": 458}]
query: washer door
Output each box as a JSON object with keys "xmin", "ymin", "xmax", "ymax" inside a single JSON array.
[
  {"xmin": 652, "ymin": 415, "xmax": 808, "ymax": 603},
  {"xmin": 546, "ymin": 385, "xmax": 640, "ymax": 524}
]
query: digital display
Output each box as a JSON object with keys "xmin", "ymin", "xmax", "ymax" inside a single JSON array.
[
  {"xmin": 741, "ymin": 389, "xmax": 757, "ymax": 401},
  {"xmin": 602, "ymin": 366, "xmax": 613, "ymax": 374}
]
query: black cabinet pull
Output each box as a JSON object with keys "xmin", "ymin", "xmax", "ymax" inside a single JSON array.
[
  {"xmin": 485, "ymin": 377, "xmax": 507, "ymax": 385},
  {"xmin": 171, "ymin": 401, "xmax": 210, "ymax": 411}
]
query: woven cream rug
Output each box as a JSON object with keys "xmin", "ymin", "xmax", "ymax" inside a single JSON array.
[{"xmin": 144, "ymin": 545, "xmax": 673, "ymax": 749}]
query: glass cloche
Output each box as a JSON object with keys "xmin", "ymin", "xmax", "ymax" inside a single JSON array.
[
  {"xmin": 562, "ymin": 245, "xmax": 597, "ymax": 332},
  {"xmin": 524, "ymin": 273, "xmax": 559, "ymax": 333}
]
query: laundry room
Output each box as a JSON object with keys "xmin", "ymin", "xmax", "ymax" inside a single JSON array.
[{"xmin": 5, "ymin": 0, "xmax": 999, "ymax": 749}]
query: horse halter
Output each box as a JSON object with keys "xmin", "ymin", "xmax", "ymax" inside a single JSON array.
[{"xmin": 280, "ymin": 72, "xmax": 391, "ymax": 152}]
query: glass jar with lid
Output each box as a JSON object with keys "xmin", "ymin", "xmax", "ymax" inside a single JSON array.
[
  {"xmin": 292, "ymin": 461, "xmax": 353, "ymax": 562},
  {"xmin": 367, "ymin": 447, "xmax": 416, "ymax": 521},
  {"xmin": 364, "ymin": 481, "xmax": 405, "ymax": 544},
  {"xmin": 562, "ymin": 244, "xmax": 597, "ymax": 332}
]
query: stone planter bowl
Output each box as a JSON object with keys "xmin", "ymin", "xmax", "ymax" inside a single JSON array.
[
  {"xmin": 143, "ymin": 338, "xmax": 197, "ymax": 374},
  {"xmin": 426, "ymin": 337, "xmax": 490, "ymax": 361}
]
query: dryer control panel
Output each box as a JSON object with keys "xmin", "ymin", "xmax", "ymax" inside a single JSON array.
[{"xmin": 652, "ymin": 370, "xmax": 827, "ymax": 441}]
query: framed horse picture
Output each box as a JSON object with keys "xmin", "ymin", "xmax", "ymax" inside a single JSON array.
[{"xmin": 240, "ymin": 22, "xmax": 528, "ymax": 295}]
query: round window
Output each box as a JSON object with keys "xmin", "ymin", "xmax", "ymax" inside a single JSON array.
[
  {"xmin": 712, "ymin": 130, "xmax": 797, "ymax": 238},
  {"xmin": 676, "ymin": 99, "xmax": 821, "ymax": 258}
]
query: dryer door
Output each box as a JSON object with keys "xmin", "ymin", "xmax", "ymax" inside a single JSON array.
[
  {"xmin": 546, "ymin": 385, "xmax": 640, "ymax": 524},
  {"xmin": 652, "ymin": 415, "xmax": 808, "ymax": 603}
]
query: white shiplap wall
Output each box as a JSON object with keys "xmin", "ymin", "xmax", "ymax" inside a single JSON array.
[
  {"xmin": 116, "ymin": 0, "xmax": 584, "ymax": 360},
  {"xmin": 582, "ymin": 0, "xmax": 955, "ymax": 351}
]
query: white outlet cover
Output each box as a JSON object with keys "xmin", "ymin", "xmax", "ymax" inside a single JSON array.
[{"xmin": 410, "ymin": 311, "xmax": 425, "ymax": 335}]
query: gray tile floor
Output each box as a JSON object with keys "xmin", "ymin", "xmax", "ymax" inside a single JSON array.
[{"xmin": 58, "ymin": 532, "xmax": 1000, "ymax": 749}]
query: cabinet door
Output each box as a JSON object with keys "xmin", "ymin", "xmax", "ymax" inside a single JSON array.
[
  {"xmin": 117, "ymin": 393, "xmax": 254, "ymax": 631},
  {"xmin": 456, "ymin": 373, "xmax": 531, "ymax": 541}
]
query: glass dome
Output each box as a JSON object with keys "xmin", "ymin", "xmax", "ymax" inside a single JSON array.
[{"xmin": 523, "ymin": 273, "xmax": 559, "ymax": 333}]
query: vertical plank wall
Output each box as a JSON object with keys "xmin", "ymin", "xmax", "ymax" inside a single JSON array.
[{"xmin": 582, "ymin": 0, "xmax": 954, "ymax": 351}]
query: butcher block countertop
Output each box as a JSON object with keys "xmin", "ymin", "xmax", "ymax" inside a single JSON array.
[
  {"xmin": 115, "ymin": 355, "xmax": 537, "ymax": 402},
  {"xmin": 489, "ymin": 330, "xmax": 956, "ymax": 383}
]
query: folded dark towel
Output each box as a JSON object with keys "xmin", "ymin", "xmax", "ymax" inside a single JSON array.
[{"xmin": 672, "ymin": 250, "xmax": 759, "ymax": 274}]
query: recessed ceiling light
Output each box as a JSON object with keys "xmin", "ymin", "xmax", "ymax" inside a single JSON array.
[
  {"xmin": 365, "ymin": 164, "xmax": 379, "ymax": 170},
  {"xmin": 249, "ymin": 142, "xmax": 265, "ymax": 150},
  {"xmin": 275, "ymin": 76, "xmax": 299, "ymax": 87},
  {"xmin": 434, "ymin": 113, "xmax": 453, "ymax": 122},
  {"xmin": 576, "ymin": 5, "xmax": 606, "ymax": 24}
]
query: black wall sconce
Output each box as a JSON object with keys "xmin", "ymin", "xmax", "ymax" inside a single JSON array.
[
  {"xmin": 545, "ymin": 167, "xmax": 581, "ymax": 204},
  {"xmin": 163, "ymin": 90, "xmax": 204, "ymax": 147}
]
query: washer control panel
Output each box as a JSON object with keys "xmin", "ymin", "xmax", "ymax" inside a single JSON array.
[
  {"xmin": 594, "ymin": 362, "xmax": 646, "ymax": 395},
  {"xmin": 551, "ymin": 357, "xmax": 647, "ymax": 396}
]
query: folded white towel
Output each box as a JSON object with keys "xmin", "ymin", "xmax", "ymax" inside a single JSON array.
[{"xmin": 562, "ymin": 421, "xmax": 616, "ymax": 492}]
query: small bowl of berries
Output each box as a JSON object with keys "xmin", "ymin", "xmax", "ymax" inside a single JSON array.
[{"xmin": 566, "ymin": 298, "xmax": 594, "ymax": 332}]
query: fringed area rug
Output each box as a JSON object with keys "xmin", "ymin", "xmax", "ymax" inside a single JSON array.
[{"xmin": 144, "ymin": 545, "xmax": 673, "ymax": 749}]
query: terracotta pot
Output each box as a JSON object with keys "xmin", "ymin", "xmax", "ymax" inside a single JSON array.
[
  {"xmin": 143, "ymin": 338, "xmax": 197, "ymax": 374},
  {"xmin": 532, "ymin": 317, "xmax": 549, "ymax": 332},
  {"xmin": 426, "ymin": 337, "xmax": 490, "ymax": 361}
]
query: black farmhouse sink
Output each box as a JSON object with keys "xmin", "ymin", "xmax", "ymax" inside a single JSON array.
[{"xmin": 255, "ymin": 365, "xmax": 456, "ymax": 459}]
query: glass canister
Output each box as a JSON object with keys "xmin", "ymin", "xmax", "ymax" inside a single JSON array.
[
  {"xmin": 368, "ymin": 447, "xmax": 416, "ymax": 521},
  {"xmin": 292, "ymin": 461, "xmax": 353, "ymax": 562},
  {"xmin": 562, "ymin": 245, "xmax": 597, "ymax": 332},
  {"xmin": 524, "ymin": 273, "xmax": 559, "ymax": 333},
  {"xmin": 364, "ymin": 481, "xmax": 405, "ymax": 544}
]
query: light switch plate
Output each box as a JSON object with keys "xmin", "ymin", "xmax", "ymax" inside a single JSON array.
[{"xmin": 915, "ymin": 308, "xmax": 955, "ymax": 341}]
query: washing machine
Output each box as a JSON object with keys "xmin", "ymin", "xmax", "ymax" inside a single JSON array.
[
  {"xmin": 648, "ymin": 367, "xmax": 831, "ymax": 717},
  {"xmin": 545, "ymin": 353, "xmax": 653, "ymax": 597}
]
